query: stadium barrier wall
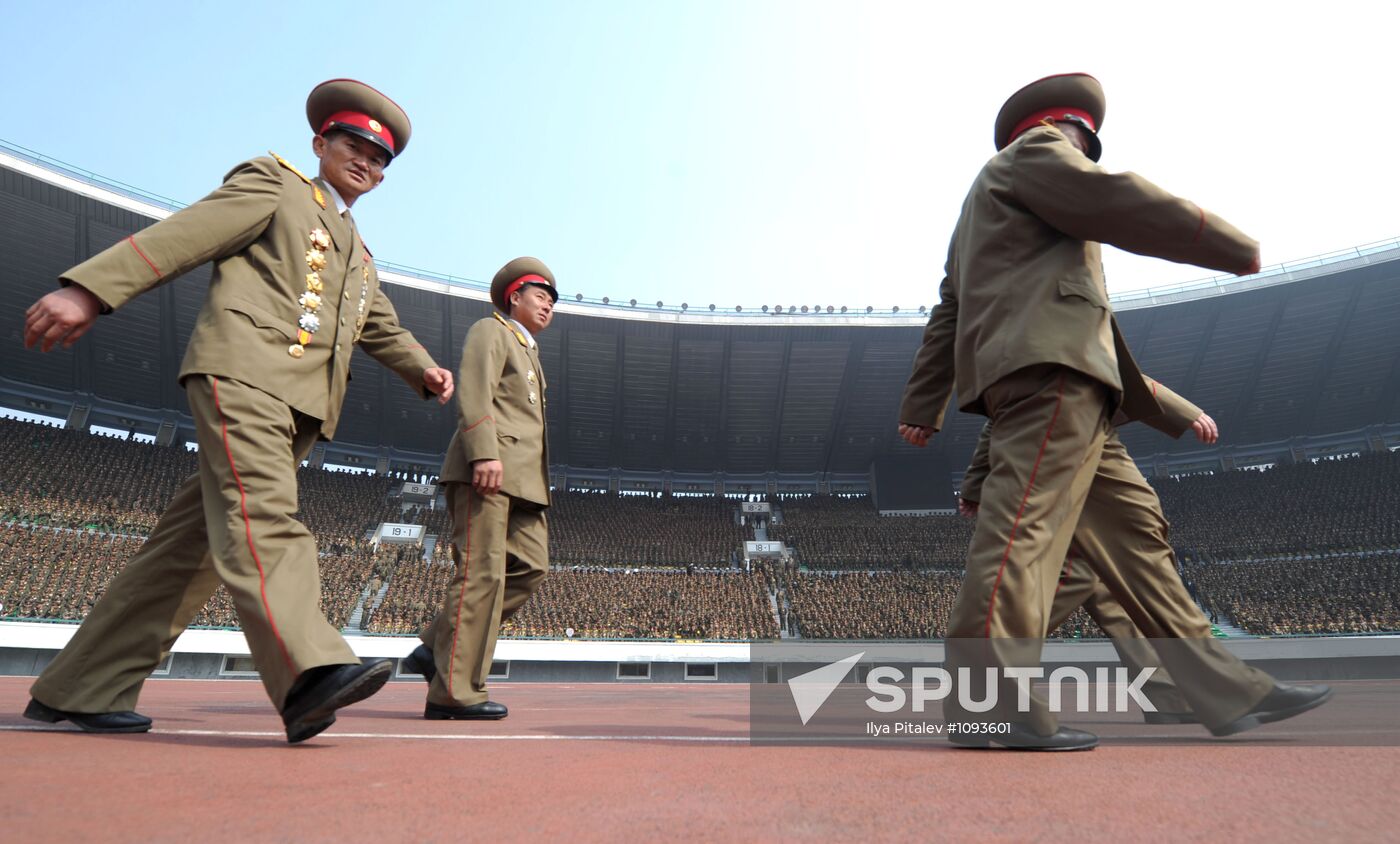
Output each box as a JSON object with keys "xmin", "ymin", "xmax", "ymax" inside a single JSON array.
[{"xmin": 2, "ymin": 621, "xmax": 1397, "ymax": 684}]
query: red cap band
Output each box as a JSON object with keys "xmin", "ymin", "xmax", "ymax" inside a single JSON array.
[
  {"xmin": 320, "ymin": 110, "xmax": 396, "ymax": 154},
  {"xmin": 1008, "ymin": 107, "xmax": 1096, "ymax": 147},
  {"xmin": 504, "ymin": 273, "xmax": 549, "ymax": 304}
]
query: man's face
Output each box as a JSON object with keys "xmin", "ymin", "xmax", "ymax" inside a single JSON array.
[
  {"xmin": 312, "ymin": 131, "xmax": 388, "ymax": 205},
  {"xmin": 510, "ymin": 285, "xmax": 555, "ymax": 335}
]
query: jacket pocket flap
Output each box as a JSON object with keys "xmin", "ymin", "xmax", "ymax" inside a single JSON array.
[
  {"xmin": 226, "ymin": 297, "xmax": 297, "ymax": 342},
  {"xmin": 1056, "ymin": 276, "xmax": 1109, "ymax": 309}
]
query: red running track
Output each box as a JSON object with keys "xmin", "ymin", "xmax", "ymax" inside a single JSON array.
[{"xmin": 1, "ymin": 676, "xmax": 1398, "ymax": 841}]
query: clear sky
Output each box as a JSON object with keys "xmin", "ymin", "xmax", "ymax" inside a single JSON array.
[{"xmin": 2, "ymin": 1, "xmax": 1395, "ymax": 311}]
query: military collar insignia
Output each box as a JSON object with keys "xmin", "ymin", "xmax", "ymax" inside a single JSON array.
[{"xmin": 270, "ymin": 151, "xmax": 327, "ymax": 209}]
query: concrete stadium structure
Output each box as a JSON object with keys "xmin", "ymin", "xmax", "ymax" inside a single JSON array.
[
  {"xmin": 3, "ymin": 141, "xmax": 1400, "ymax": 684},
  {"xmin": 4, "ymin": 138, "xmax": 1400, "ymax": 496}
]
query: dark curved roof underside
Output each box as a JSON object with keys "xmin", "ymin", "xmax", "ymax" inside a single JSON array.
[{"xmin": 3, "ymin": 160, "xmax": 1399, "ymax": 478}]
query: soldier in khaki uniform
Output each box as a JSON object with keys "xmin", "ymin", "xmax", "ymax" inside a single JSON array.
[
  {"xmin": 402, "ymin": 258, "xmax": 555, "ymax": 719},
  {"xmin": 960, "ymin": 376, "xmax": 1220, "ymax": 721},
  {"xmin": 21, "ymin": 79, "xmax": 454, "ymax": 743},
  {"xmin": 898, "ymin": 73, "xmax": 1331, "ymax": 749}
]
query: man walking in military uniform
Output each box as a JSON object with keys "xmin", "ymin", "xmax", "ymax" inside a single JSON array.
[
  {"xmin": 402, "ymin": 258, "xmax": 556, "ymax": 720},
  {"xmin": 21, "ymin": 79, "xmax": 454, "ymax": 743},
  {"xmin": 898, "ymin": 73, "xmax": 1331, "ymax": 749},
  {"xmin": 959, "ymin": 376, "xmax": 1223, "ymax": 721}
]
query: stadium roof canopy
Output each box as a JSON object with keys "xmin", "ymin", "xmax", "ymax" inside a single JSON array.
[{"xmin": 3, "ymin": 141, "xmax": 1400, "ymax": 484}]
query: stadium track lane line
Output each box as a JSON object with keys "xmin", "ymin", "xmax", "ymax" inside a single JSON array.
[
  {"xmin": 2, "ymin": 724, "xmax": 1387, "ymax": 741},
  {"xmin": 0, "ymin": 724, "xmax": 748, "ymax": 740}
]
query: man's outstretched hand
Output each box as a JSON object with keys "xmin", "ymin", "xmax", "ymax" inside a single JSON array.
[
  {"xmin": 24, "ymin": 286, "xmax": 102, "ymax": 352},
  {"xmin": 1191, "ymin": 412, "xmax": 1219, "ymax": 444}
]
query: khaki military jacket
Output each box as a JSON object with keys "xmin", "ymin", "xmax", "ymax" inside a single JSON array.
[
  {"xmin": 60, "ymin": 155, "xmax": 436, "ymax": 439},
  {"xmin": 439, "ymin": 313, "xmax": 550, "ymax": 507},
  {"xmin": 899, "ymin": 124, "xmax": 1257, "ymax": 431},
  {"xmin": 960, "ymin": 375, "xmax": 1203, "ymax": 502}
]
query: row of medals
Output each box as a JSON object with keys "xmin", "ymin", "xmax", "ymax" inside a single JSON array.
[{"xmin": 290, "ymin": 228, "xmax": 368, "ymax": 358}]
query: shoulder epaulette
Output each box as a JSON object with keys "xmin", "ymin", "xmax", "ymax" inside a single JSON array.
[
  {"xmin": 269, "ymin": 151, "xmax": 326, "ymax": 209},
  {"xmin": 493, "ymin": 311, "xmax": 530, "ymax": 347}
]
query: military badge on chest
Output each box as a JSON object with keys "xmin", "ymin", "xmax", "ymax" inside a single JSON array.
[
  {"xmin": 353, "ymin": 252, "xmax": 371, "ymax": 341},
  {"xmin": 291, "ymin": 229, "xmax": 331, "ymax": 358},
  {"xmin": 526, "ymin": 369, "xmax": 543, "ymax": 406}
]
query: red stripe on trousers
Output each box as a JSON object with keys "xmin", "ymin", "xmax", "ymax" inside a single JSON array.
[
  {"xmin": 1053, "ymin": 556, "xmax": 1074, "ymax": 600},
  {"xmin": 212, "ymin": 378, "xmax": 294, "ymax": 672},
  {"xmin": 445, "ymin": 492, "xmax": 473, "ymax": 696},
  {"xmin": 985, "ymin": 374, "xmax": 1067, "ymax": 637}
]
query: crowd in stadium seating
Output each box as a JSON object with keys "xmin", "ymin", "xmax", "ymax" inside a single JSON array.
[
  {"xmin": 776, "ymin": 567, "xmax": 959, "ymax": 638},
  {"xmin": 547, "ymin": 491, "xmax": 747, "ymax": 568},
  {"xmin": 1157, "ymin": 452, "xmax": 1400, "ymax": 558},
  {"xmin": 505, "ymin": 569, "xmax": 776, "ymax": 639},
  {"xmin": 4, "ymin": 416, "xmax": 1399, "ymax": 640},
  {"xmin": 366, "ymin": 553, "xmax": 776, "ymax": 640},
  {"xmin": 765, "ymin": 563, "xmax": 1105, "ymax": 640},
  {"xmin": 363, "ymin": 542, "xmax": 455, "ymax": 635},
  {"xmin": 0, "ymin": 523, "xmax": 141, "ymax": 619},
  {"xmin": 0, "ymin": 419, "xmax": 195, "ymax": 522},
  {"xmin": 768, "ymin": 497, "xmax": 973, "ymax": 570},
  {"xmin": 1181, "ymin": 553, "xmax": 1400, "ymax": 635}
]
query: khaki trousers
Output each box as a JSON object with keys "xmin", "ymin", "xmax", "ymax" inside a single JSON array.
[
  {"xmin": 945, "ymin": 365, "xmax": 1272, "ymax": 734},
  {"xmin": 30, "ymin": 376, "xmax": 355, "ymax": 713},
  {"xmin": 1047, "ymin": 554, "xmax": 1189, "ymax": 714},
  {"xmin": 422, "ymin": 482, "xmax": 548, "ymax": 706}
]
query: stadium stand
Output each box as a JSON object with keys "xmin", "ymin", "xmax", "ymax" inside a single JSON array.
[
  {"xmin": 2, "ymin": 416, "xmax": 1398, "ymax": 638},
  {"xmin": 1182, "ymin": 553, "xmax": 1400, "ymax": 635},
  {"xmin": 547, "ymin": 491, "xmax": 747, "ymax": 568},
  {"xmin": 768, "ymin": 496, "xmax": 972, "ymax": 570},
  {"xmin": 1157, "ymin": 452, "xmax": 1400, "ymax": 558}
]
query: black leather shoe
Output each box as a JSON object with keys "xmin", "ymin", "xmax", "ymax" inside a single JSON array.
[
  {"xmin": 401, "ymin": 644, "xmax": 436, "ymax": 683},
  {"xmin": 1143, "ymin": 710, "xmax": 1199, "ymax": 725},
  {"xmin": 1209, "ymin": 683, "xmax": 1334, "ymax": 737},
  {"xmin": 23, "ymin": 698, "xmax": 152, "ymax": 733},
  {"xmin": 424, "ymin": 700, "xmax": 508, "ymax": 720},
  {"xmin": 282, "ymin": 659, "xmax": 393, "ymax": 743},
  {"xmin": 947, "ymin": 722, "xmax": 1097, "ymax": 751}
]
